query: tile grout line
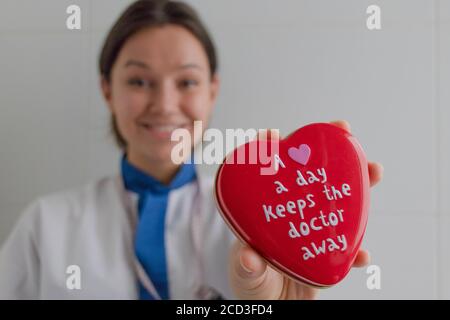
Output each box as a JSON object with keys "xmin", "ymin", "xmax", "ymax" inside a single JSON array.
[
  {"xmin": 85, "ymin": 0, "xmax": 92, "ymax": 180},
  {"xmin": 432, "ymin": 0, "xmax": 442, "ymax": 300}
]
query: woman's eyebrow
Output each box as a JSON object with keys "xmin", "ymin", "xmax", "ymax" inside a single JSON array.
[
  {"xmin": 124, "ymin": 59, "xmax": 150, "ymax": 69},
  {"xmin": 178, "ymin": 63, "xmax": 203, "ymax": 71},
  {"xmin": 123, "ymin": 60, "xmax": 203, "ymax": 71}
]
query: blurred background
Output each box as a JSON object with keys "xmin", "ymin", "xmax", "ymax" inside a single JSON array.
[{"xmin": 0, "ymin": 0, "xmax": 449, "ymax": 299}]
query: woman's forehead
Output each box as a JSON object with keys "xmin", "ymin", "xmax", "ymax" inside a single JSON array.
[{"xmin": 117, "ymin": 25, "xmax": 209, "ymax": 71}]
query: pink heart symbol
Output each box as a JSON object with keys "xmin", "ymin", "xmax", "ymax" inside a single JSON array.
[{"xmin": 288, "ymin": 144, "xmax": 311, "ymax": 165}]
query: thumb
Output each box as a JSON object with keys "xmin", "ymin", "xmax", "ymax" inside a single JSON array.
[
  {"xmin": 256, "ymin": 128, "xmax": 281, "ymax": 141},
  {"xmin": 229, "ymin": 240, "xmax": 283, "ymax": 299}
]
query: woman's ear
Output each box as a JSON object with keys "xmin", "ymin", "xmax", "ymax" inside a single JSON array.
[{"xmin": 100, "ymin": 76, "xmax": 114, "ymax": 113}]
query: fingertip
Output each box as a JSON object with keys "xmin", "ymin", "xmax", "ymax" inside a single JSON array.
[
  {"xmin": 330, "ymin": 120, "xmax": 351, "ymax": 133},
  {"xmin": 257, "ymin": 129, "xmax": 281, "ymax": 141},
  {"xmin": 269, "ymin": 129, "xmax": 280, "ymax": 140},
  {"xmin": 362, "ymin": 249, "xmax": 371, "ymax": 263},
  {"xmin": 239, "ymin": 246, "xmax": 267, "ymax": 277},
  {"xmin": 376, "ymin": 162, "xmax": 384, "ymax": 175},
  {"xmin": 353, "ymin": 250, "xmax": 371, "ymax": 268},
  {"xmin": 369, "ymin": 162, "xmax": 384, "ymax": 186},
  {"xmin": 239, "ymin": 250, "xmax": 253, "ymax": 274}
]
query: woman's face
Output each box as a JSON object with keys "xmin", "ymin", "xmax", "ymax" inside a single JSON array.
[{"xmin": 102, "ymin": 24, "xmax": 219, "ymax": 166}]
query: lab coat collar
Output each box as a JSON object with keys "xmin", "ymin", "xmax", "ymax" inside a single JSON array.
[{"xmin": 121, "ymin": 154, "xmax": 197, "ymax": 195}]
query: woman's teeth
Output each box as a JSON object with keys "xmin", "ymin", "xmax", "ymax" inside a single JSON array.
[{"xmin": 142, "ymin": 124, "xmax": 186, "ymax": 132}]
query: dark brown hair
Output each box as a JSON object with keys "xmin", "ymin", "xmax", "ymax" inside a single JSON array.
[{"xmin": 99, "ymin": 0, "xmax": 218, "ymax": 149}]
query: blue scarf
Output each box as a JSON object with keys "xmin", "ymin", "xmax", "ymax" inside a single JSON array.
[{"xmin": 121, "ymin": 155, "xmax": 196, "ymax": 300}]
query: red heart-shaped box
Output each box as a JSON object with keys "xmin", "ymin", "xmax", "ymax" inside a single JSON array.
[{"xmin": 214, "ymin": 123, "xmax": 370, "ymax": 287}]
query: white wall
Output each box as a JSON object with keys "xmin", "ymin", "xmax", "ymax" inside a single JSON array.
[{"xmin": 0, "ymin": 0, "xmax": 447, "ymax": 299}]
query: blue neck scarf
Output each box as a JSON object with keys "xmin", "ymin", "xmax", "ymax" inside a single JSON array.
[{"xmin": 121, "ymin": 154, "xmax": 196, "ymax": 300}]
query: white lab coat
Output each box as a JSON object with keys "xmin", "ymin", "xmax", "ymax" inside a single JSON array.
[{"xmin": 0, "ymin": 171, "xmax": 236, "ymax": 299}]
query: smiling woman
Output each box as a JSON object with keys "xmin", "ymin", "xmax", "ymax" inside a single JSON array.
[
  {"xmin": 0, "ymin": 0, "xmax": 234, "ymax": 300},
  {"xmin": 100, "ymin": 16, "xmax": 220, "ymax": 183}
]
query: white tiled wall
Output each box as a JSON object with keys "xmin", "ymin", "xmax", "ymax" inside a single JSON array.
[
  {"xmin": 438, "ymin": 0, "xmax": 450, "ymax": 300},
  {"xmin": 0, "ymin": 0, "xmax": 447, "ymax": 299}
]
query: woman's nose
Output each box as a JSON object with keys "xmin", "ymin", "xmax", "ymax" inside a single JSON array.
[{"xmin": 150, "ymin": 81, "xmax": 179, "ymax": 114}]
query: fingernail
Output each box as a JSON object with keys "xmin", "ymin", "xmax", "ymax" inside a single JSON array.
[{"xmin": 239, "ymin": 255, "xmax": 253, "ymax": 274}]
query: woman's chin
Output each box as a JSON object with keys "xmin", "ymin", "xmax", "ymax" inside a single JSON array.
[{"xmin": 140, "ymin": 147, "xmax": 185, "ymax": 165}]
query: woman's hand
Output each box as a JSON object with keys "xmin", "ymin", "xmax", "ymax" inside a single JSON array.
[{"xmin": 228, "ymin": 120, "xmax": 384, "ymax": 300}]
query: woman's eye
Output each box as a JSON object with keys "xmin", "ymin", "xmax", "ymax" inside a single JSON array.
[
  {"xmin": 179, "ymin": 79, "xmax": 198, "ymax": 89},
  {"xmin": 128, "ymin": 78, "xmax": 149, "ymax": 88}
]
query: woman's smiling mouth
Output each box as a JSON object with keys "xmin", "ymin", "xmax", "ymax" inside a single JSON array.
[{"xmin": 138, "ymin": 122, "xmax": 190, "ymax": 140}]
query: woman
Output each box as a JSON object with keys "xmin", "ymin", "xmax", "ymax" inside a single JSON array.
[{"xmin": 0, "ymin": 0, "xmax": 383, "ymax": 299}]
